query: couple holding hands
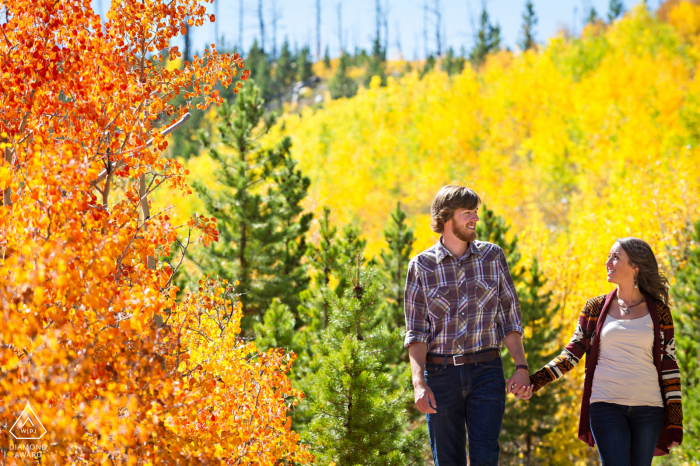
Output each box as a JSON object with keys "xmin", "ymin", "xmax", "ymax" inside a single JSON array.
[{"xmin": 405, "ymin": 186, "xmax": 683, "ymax": 466}]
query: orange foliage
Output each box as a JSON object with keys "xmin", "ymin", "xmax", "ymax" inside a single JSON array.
[{"xmin": 0, "ymin": 0, "xmax": 307, "ymax": 464}]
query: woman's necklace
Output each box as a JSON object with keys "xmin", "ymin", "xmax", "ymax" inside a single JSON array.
[{"xmin": 618, "ymin": 297, "xmax": 645, "ymax": 314}]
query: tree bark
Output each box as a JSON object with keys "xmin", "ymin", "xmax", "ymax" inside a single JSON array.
[{"xmin": 2, "ymin": 147, "xmax": 11, "ymax": 206}]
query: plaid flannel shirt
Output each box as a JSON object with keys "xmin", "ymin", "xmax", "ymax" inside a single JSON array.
[{"xmin": 403, "ymin": 238, "xmax": 523, "ymax": 354}]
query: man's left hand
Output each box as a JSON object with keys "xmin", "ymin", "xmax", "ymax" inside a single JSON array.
[{"xmin": 506, "ymin": 369, "xmax": 531, "ymax": 398}]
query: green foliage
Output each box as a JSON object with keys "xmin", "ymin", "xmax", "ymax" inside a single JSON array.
[
  {"xmin": 470, "ymin": 5, "xmax": 501, "ymax": 66},
  {"xmin": 477, "ymin": 207, "xmax": 566, "ymax": 463},
  {"xmin": 670, "ymin": 220, "xmax": 700, "ymax": 463},
  {"xmin": 586, "ymin": 7, "xmax": 599, "ymax": 25},
  {"xmin": 247, "ymin": 40, "xmax": 273, "ymax": 102},
  {"xmin": 191, "ymin": 82, "xmax": 311, "ymax": 330},
  {"xmin": 323, "ymin": 46, "xmax": 331, "ymax": 69},
  {"xmin": 329, "ymin": 52, "xmax": 358, "ymax": 100},
  {"xmin": 300, "ymin": 206, "xmax": 342, "ymax": 329},
  {"xmin": 379, "ymin": 202, "xmax": 415, "ymax": 329},
  {"xmin": 476, "ymin": 204, "xmax": 522, "ymax": 279},
  {"xmin": 607, "ymin": 0, "xmax": 624, "ymax": 22},
  {"xmin": 547, "ymin": 32, "xmax": 610, "ymax": 83},
  {"xmin": 421, "ymin": 55, "xmax": 436, "ymax": 78},
  {"xmin": 500, "ymin": 258, "xmax": 568, "ymax": 465},
  {"xmin": 276, "ymin": 40, "xmax": 296, "ymax": 89},
  {"xmin": 365, "ymin": 38, "xmax": 387, "ymax": 86},
  {"xmin": 302, "ymin": 262, "xmax": 427, "ymax": 465},
  {"xmin": 519, "ymin": 0, "xmax": 538, "ymax": 52},
  {"xmin": 297, "ymin": 45, "xmax": 314, "ymax": 83},
  {"xmin": 440, "ymin": 48, "xmax": 466, "ymax": 76},
  {"xmin": 254, "ymin": 299, "xmax": 297, "ymax": 350}
]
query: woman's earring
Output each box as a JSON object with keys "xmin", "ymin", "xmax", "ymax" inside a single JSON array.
[{"xmin": 634, "ymin": 277, "xmax": 638, "ymax": 289}]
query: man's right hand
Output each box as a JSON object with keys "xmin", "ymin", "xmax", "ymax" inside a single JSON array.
[{"xmin": 414, "ymin": 382, "xmax": 437, "ymax": 414}]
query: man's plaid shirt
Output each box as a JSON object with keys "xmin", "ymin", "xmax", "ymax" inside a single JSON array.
[{"xmin": 403, "ymin": 238, "xmax": 523, "ymax": 355}]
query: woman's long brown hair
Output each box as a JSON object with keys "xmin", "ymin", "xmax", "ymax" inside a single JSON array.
[{"xmin": 616, "ymin": 237, "xmax": 670, "ymax": 306}]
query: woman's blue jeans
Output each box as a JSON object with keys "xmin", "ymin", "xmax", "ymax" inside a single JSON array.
[
  {"xmin": 424, "ymin": 356, "xmax": 506, "ymax": 466},
  {"xmin": 589, "ymin": 401, "xmax": 665, "ymax": 466}
]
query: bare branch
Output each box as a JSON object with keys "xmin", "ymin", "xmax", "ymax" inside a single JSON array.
[{"xmin": 91, "ymin": 112, "xmax": 191, "ymax": 187}]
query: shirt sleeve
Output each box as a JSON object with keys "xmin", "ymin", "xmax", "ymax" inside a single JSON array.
[
  {"xmin": 496, "ymin": 248, "xmax": 523, "ymax": 337},
  {"xmin": 530, "ymin": 300, "xmax": 592, "ymax": 392},
  {"xmin": 404, "ymin": 260, "xmax": 431, "ymax": 348}
]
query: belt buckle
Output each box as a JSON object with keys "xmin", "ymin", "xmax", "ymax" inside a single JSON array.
[{"xmin": 453, "ymin": 355, "xmax": 465, "ymax": 366}]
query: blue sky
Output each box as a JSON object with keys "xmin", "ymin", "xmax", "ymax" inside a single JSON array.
[{"xmin": 93, "ymin": 0, "xmax": 657, "ymax": 59}]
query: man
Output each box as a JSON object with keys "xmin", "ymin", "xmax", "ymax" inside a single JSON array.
[{"xmin": 405, "ymin": 185, "xmax": 532, "ymax": 466}]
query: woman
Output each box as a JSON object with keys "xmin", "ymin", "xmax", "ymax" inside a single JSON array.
[{"xmin": 521, "ymin": 238, "xmax": 683, "ymax": 465}]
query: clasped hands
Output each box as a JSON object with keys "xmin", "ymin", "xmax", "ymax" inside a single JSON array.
[{"xmin": 506, "ymin": 368, "xmax": 533, "ymax": 400}]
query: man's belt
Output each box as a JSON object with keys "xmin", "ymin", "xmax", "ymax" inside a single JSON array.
[{"xmin": 426, "ymin": 349, "xmax": 500, "ymax": 366}]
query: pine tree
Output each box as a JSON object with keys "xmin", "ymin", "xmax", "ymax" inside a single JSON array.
[
  {"xmin": 247, "ymin": 40, "xmax": 273, "ymax": 102},
  {"xmin": 191, "ymin": 82, "xmax": 311, "ymax": 330},
  {"xmin": 301, "ymin": 206, "xmax": 341, "ymax": 329},
  {"xmin": 421, "ymin": 54, "xmax": 436, "ymax": 78},
  {"xmin": 329, "ymin": 52, "xmax": 358, "ymax": 100},
  {"xmin": 365, "ymin": 38, "xmax": 387, "ymax": 86},
  {"xmin": 470, "ymin": 4, "xmax": 501, "ymax": 66},
  {"xmin": 607, "ymin": 0, "xmax": 624, "ymax": 22},
  {"xmin": 276, "ymin": 40, "xmax": 296, "ymax": 89},
  {"xmin": 323, "ymin": 46, "xmax": 331, "ymax": 68},
  {"xmin": 440, "ymin": 47, "xmax": 465, "ymax": 76},
  {"xmin": 519, "ymin": 0, "xmax": 538, "ymax": 52},
  {"xmin": 476, "ymin": 204, "xmax": 522, "ymax": 280},
  {"xmin": 303, "ymin": 259, "xmax": 427, "ymax": 465},
  {"xmin": 379, "ymin": 202, "xmax": 415, "ymax": 329},
  {"xmin": 296, "ymin": 45, "xmax": 314, "ymax": 82},
  {"xmin": 476, "ymin": 207, "xmax": 567, "ymax": 463},
  {"xmin": 671, "ymin": 220, "xmax": 700, "ymax": 461},
  {"xmin": 500, "ymin": 258, "xmax": 567, "ymax": 465},
  {"xmin": 587, "ymin": 7, "xmax": 599, "ymax": 25}
]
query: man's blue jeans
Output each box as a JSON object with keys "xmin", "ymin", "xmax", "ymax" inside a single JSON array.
[
  {"xmin": 589, "ymin": 401, "xmax": 665, "ymax": 466},
  {"xmin": 424, "ymin": 356, "xmax": 506, "ymax": 466}
]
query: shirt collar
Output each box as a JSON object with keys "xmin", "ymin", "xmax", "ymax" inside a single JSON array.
[{"xmin": 436, "ymin": 237, "xmax": 482, "ymax": 263}]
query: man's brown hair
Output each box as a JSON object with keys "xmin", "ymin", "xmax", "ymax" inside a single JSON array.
[{"xmin": 430, "ymin": 185, "xmax": 481, "ymax": 234}]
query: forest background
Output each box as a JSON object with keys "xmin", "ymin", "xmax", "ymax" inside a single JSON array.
[
  {"xmin": 1, "ymin": 0, "xmax": 699, "ymax": 464},
  {"xmin": 155, "ymin": 0, "xmax": 700, "ymax": 464}
]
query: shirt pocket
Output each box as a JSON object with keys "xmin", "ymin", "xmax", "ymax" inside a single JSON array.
[
  {"xmin": 475, "ymin": 279, "xmax": 498, "ymax": 310},
  {"xmin": 426, "ymin": 286, "xmax": 453, "ymax": 321}
]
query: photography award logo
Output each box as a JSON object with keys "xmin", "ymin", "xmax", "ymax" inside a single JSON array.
[{"xmin": 6, "ymin": 402, "xmax": 48, "ymax": 459}]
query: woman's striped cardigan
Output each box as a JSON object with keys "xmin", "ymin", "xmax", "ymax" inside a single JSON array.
[{"xmin": 529, "ymin": 289, "xmax": 683, "ymax": 456}]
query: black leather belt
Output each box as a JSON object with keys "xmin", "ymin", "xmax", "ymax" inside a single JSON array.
[{"xmin": 426, "ymin": 349, "xmax": 500, "ymax": 366}]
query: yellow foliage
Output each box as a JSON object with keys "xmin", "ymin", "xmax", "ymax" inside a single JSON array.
[{"xmin": 260, "ymin": 6, "xmax": 697, "ymax": 462}]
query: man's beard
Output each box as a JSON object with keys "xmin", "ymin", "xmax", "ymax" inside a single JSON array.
[{"xmin": 452, "ymin": 221, "xmax": 476, "ymax": 243}]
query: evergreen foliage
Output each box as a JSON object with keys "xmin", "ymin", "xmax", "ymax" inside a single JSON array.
[
  {"xmin": 366, "ymin": 38, "xmax": 387, "ymax": 86},
  {"xmin": 297, "ymin": 45, "xmax": 314, "ymax": 83},
  {"xmin": 379, "ymin": 203, "xmax": 416, "ymax": 329},
  {"xmin": 476, "ymin": 205, "xmax": 522, "ymax": 279},
  {"xmin": 671, "ymin": 220, "xmax": 700, "ymax": 462},
  {"xmin": 607, "ymin": 0, "xmax": 625, "ymax": 22},
  {"xmin": 500, "ymin": 258, "xmax": 567, "ymax": 465},
  {"xmin": 329, "ymin": 52, "xmax": 359, "ymax": 100},
  {"xmin": 587, "ymin": 7, "xmax": 599, "ymax": 25},
  {"xmin": 470, "ymin": 5, "xmax": 501, "ymax": 65},
  {"xmin": 441, "ymin": 48, "xmax": 466, "ymax": 76},
  {"xmin": 303, "ymin": 260, "xmax": 426, "ymax": 465},
  {"xmin": 247, "ymin": 40, "xmax": 273, "ymax": 102},
  {"xmin": 421, "ymin": 55, "xmax": 436, "ymax": 78},
  {"xmin": 519, "ymin": 0, "xmax": 538, "ymax": 51},
  {"xmin": 323, "ymin": 46, "xmax": 332, "ymax": 68},
  {"xmin": 301, "ymin": 206, "xmax": 342, "ymax": 329},
  {"xmin": 191, "ymin": 82, "xmax": 312, "ymax": 329},
  {"xmin": 476, "ymin": 207, "xmax": 566, "ymax": 464},
  {"xmin": 276, "ymin": 40, "xmax": 296, "ymax": 89}
]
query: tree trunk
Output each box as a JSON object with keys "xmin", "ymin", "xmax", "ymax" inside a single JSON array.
[{"xmin": 3, "ymin": 147, "xmax": 11, "ymax": 206}]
